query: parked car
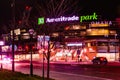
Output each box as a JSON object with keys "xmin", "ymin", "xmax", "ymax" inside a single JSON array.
[{"xmin": 92, "ymin": 57, "xmax": 108, "ymax": 65}]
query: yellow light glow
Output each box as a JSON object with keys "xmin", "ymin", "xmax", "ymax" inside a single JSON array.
[
  {"xmin": 90, "ymin": 23, "xmax": 109, "ymax": 27},
  {"xmin": 87, "ymin": 29, "xmax": 109, "ymax": 35}
]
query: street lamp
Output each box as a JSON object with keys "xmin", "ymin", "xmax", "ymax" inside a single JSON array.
[
  {"xmin": 42, "ymin": 34, "xmax": 45, "ymax": 80},
  {"xmin": 11, "ymin": 0, "xmax": 15, "ymax": 72},
  {"xmin": 0, "ymin": 41, "xmax": 5, "ymax": 69},
  {"xmin": 29, "ymin": 29, "xmax": 34, "ymax": 76},
  {"xmin": 115, "ymin": 34, "xmax": 117, "ymax": 61}
]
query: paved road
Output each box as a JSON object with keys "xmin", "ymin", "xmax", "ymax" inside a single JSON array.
[{"xmin": 2, "ymin": 62, "xmax": 113, "ymax": 80}]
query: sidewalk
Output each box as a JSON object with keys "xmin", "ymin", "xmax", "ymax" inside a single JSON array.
[{"xmin": 49, "ymin": 60, "xmax": 92, "ymax": 65}]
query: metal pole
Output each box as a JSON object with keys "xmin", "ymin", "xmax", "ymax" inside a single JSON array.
[
  {"xmin": 12, "ymin": 30, "xmax": 15, "ymax": 72},
  {"xmin": 30, "ymin": 49, "xmax": 33, "ymax": 76},
  {"xmin": 0, "ymin": 47, "xmax": 2, "ymax": 69},
  {"xmin": 29, "ymin": 29, "xmax": 34, "ymax": 76},
  {"xmin": 42, "ymin": 34, "xmax": 45, "ymax": 80},
  {"xmin": 0, "ymin": 41, "xmax": 4, "ymax": 69},
  {"xmin": 115, "ymin": 34, "xmax": 117, "ymax": 61},
  {"xmin": 30, "ymin": 35, "xmax": 33, "ymax": 76},
  {"xmin": 118, "ymin": 38, "xmax": 120, "ymax": 62},
  {"xmin": 1, "ymin": 54, "xmax": 2, "ymax": 69},
  {"xmin": 42, "ymin": 51, "xmax": 45, "ymax": 80},
  {"xmin": 47, "ymin": 41, "xmax": 50, "ymax": 79},
  {"xmin": 11, "ymin": 0, "xmax": 15, "ymax": 72}
]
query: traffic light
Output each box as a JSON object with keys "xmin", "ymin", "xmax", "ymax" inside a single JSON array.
[
  {"xmin": 25, "ymin": 45, "xmax": 29, "ymax": 51},
  {"xmin": 32, "ymin": 46, "xmax": 35, "ymax": 49},
  {"xmin": 18, "ymin": 20, "xmax": 22, "ymax": 25},
  {"xmin": 25, "ymin": 6, "xmax": 29, "ymax": 10},
  {"xmin": 25, "ymin": 6, "xmax": 32, "ymax": 11}
]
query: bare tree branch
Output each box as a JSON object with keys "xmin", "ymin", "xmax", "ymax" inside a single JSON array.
[{"xmin": 35, "ymin": 0, "xmax": 82, "ymax": 17}]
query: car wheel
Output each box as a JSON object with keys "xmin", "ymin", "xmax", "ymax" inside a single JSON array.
[
  {"xmin": 102, "ymin": 62, "xmax": 107, "ymax": 65},
  {"xmin": 93, "ymin": 61, "xmax": 100, "ymax": 64},
  {"xmin": 97, "ymin": 61, "xmax": 101, "ymax": 64}
]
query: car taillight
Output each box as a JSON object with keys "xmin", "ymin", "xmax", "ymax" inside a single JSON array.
[{"xmin": 100, "ymin": 58, "xmax": 104, "ymax": 61}]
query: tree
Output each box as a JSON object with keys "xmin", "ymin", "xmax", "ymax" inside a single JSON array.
[{"xmin": 33, "ymin": 0, "xmax": 82, "ymax": 79}]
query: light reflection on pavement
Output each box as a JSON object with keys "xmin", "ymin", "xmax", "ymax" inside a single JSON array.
[{"xmin": 2, "ymin": 62, "xmax": 112, "ymax": 80}]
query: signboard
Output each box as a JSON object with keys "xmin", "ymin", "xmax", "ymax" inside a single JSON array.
[
  {"xmin": 80, "ymin": 12, "xmax": 98, "ymax": 22},
  {"xmin": 10, "ymin": 28, "xmax": 20, "ymax": 35},
  {"xmin": 90, "ymin": 21, "xmax": 112, "ymax": 27},
  {"xmin": 37, "ymin": 35, "xmax": 50, "ymax": 49},
  {"xmin": 38, "ymin": 17, "xmax": 44, "ymax": 25},
  {"xmin": 1, "ymin": 45, "xmax": 9, "ymax": 52},
  {"xmin": 46, "ymin": 16, "xmax": 79, "ymax": 23},
  {"xmin": 9, "ymin": 44, "xmax": 17, "ymax": 51},
  {"xmin": 67, "ymin": 43, "xmax": 82, "ymax": 46},
  {"xmin": 38, "ymin": 12, "xmax": 98, "ymax": 25},
  {"xmin": 0, "ymin": 41, "xmax": 4, "ymax": 46}
]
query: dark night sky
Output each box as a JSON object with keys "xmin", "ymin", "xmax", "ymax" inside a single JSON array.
[
  {"xmin": 80, "ymin": 0, "xmax": 120, "ymax": 20},
  {"xmin": 0, "ymin": 0, "xmax": 120, "ymax": 25},
  {"xmin": 0, "ymin": 0, "xmax": 31, "ymax": 25},
  {"xmin": 0, "ymin": 0, "xmax": 11, "ymax": 24}
]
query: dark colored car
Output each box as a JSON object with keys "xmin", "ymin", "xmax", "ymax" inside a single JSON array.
[{"xmin": 92, "ymin": 57, "xmax": 108, "ymax": 65}]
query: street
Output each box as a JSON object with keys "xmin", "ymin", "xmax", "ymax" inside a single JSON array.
[{"xmin": 2, "ymin": 61, "xmax": 120, "ymax": 80}]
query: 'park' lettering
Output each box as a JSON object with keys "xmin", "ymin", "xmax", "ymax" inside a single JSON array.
[
  {"xmin": 38, "ymin": 12, "xmax": 98, "ymax": 25},
  {"xmin": 80, "ymin": 12, "xmax": 98, "ymax": 22}
]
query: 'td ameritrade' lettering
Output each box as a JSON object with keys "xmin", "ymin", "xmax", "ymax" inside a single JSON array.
[
  {"xmin": 46, "ymin": 16, "xmax": 79, "ymax": 23},
  {"xmin": 37, "ymin": 12, "xmax": 98, "ymax": 25},
  {"xmin": 80, "ymin": 12, "xmax": 98, "ymax": 22}
]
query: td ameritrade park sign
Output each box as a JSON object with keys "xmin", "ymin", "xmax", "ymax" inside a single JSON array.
[{"xmin": 38, "ymin": 12, "xmax": 98, "ymax": 25}]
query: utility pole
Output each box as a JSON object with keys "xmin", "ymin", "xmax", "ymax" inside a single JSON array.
[
  {"xmin": 0, "ymin": 41, "xmax": 4, "ymax": 69},
  {"xmin": 42, "ymin": 34, "xmax": 45, "ymax": 80},
  {"xmin": 115, "ymin": 34, "xmax": 117, "ymax": 61},
  {"xmin": 29, "ymin": 29, "xmax": 34, "ymax": 76},
  {"xmin": 47, "ymin": 40, "xmax": 50, "ymax": 79},
  {"xmin": 11, "ymin": 0, "xmax": 15, "ymax": 72}
]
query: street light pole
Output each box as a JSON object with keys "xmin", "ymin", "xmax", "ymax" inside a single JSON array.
[
  {"xmin": 42, "ymin": 51, "xmax": 45, "ymax": 80},
  {"xmin": 0, "ymin": 50, "xmax": 2, "ymax": 69},
  {"xmin": 0, "ymin": 41, "xmax": 4, "ymax": 69},
  {"xmin": 47, "ymin": 40, "xmax": 50, "ymax": 79},
  {"xmin": 42, "ymin": 34, "xmax": 45, "ymax": 80},
  {"xmin": 0, "ymin": 46, "xmax": 2, "ymax": 69},
  {"xmin": 30, "ymin": 41, "xmax": 33, "ymax": 76},
  {"xmin": 11, "ymin": 0, "xmax": 15, "ymax": 72},
  {"xmin": 115, "ymin": 34, "xmax": 117, "ymax": 61},
  {"xmin": 29, "ymin": 29, "xmax": 34, "ymax": 76}
]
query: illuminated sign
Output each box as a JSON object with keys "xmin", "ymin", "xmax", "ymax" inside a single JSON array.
[
  {"xmin": 10, "ymin": 28, "xmax": 20, "ymax": 35},
  {"xmin": 38, "ymin": 17, "xmax": 44, "ymax": 25},
  {"xmin": 0, "ymin": 41, "xmax": 4, "ymax": 46},
  {"xmin": 38, "ymin": 35, "xmax": 50, "ymax": 41},
  {"xmin": 38, "ymin": 12, "xmax": 98, "ymax": 25},
  {"xmin": 46, "ymin": 16, "xmax": 79, "ymax": 23},
  {"xmin": 38, "ymin": 16, "xmax": 79, "ymax": 25},
  {"xmin": 67, "ymin": 43, "xmax": 82, "ymax": 46},
  {"xmin": 37, "ymin": 35, "xmax": 50, "ymax": 49},
  {"xmin": 90, "ymin": 23, "xmax": 109, "ymax": 27},
  {"xmin": 90, "ymin": 21, "xmax": 112, "ymax": 25},
  {"xmin": 80, "ymin": 12, "xmax": 98, "ymax": 22},
  {"xmin": 89, "ymin": 21, "xmax": 112, "ymax": 27},
  {"xmin": 87, "ymin": 29, "xmax": 109, "ymax": 35}
]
